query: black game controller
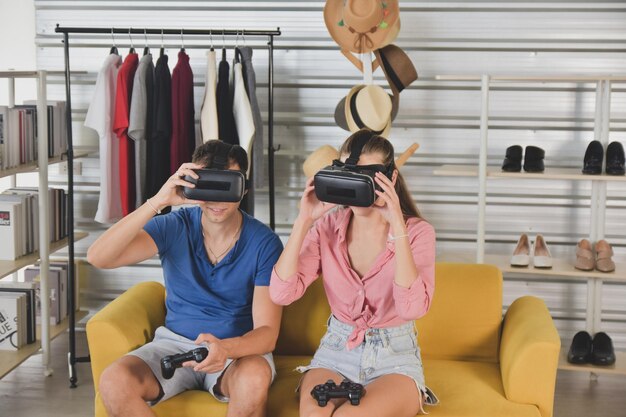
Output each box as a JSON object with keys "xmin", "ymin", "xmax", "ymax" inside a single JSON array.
[
  {"xmin": 160, "ymin": 347, "xmax": 209, "ymax": 379},
  {"xmin": 311, "ymin": 379, "xmax": 365, "ymax": 406}
]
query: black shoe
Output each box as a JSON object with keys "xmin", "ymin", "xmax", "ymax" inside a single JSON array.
[
  {"xmin": 502, "ymin": 145, "xmax": 523, "ymax": 172},
  {"xmin": 606, "ymin": 142, "xmax": 625, "ymax": 176},
  {"xmin": 590, "ymin": 332, "xmax": 616, "ymax": 366},
  {"xmin": 567, "ymin": 331, "xmax": 592, "ymax": 364},
  {"xmin": 582, "ymin": 140, "xmax": 604, "ymax": 175},
  {"xmin": 523, "ymin": 146, "xmax": 545, "ymax": 173}
]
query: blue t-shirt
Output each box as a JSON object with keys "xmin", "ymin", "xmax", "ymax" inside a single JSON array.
[{"xmin": 143, "ymin": 207, "xmax": 283, "ymax": 340}]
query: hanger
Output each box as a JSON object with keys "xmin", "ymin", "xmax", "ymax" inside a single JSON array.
[
  {"xmin": 128, "ymin": 28, "xmax": 135, "ymax": 54},
  {"xmin": 110, "ymin": 27, "xmax": 118, "ymax": 55},
  {"xmin": 180, "ymin": 28, "xmax": 185, "ymax": 52},
  {"xmin": 160, "ymin": 29, "xmax": 165, "ymax": 57},
  {"xmin": 221, "ymin": 29, "xmax": 226, "ymax": 61},
  {"xmin": 209, "ymin": 29, "xmax": 214, "ymax": 52},
  {"xmin": 143, "ymin": 28, "xmax": 150, "ymax": 56},
  {"xmin": 234, "ymin": 30, "xmax": 240, "ymax": 63}
]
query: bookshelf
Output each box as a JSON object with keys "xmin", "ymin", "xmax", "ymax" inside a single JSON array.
[
  {"xmin": 0, "ymin": 148, "xmax": 92, "ymax": 179},
  {"xmin": 0, "ymin": 70, "xmax": 90, "ymax": 378}
]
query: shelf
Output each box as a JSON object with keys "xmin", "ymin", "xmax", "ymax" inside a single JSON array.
[
  {"xmin": 434, "ymin": 164, "xmax": 626, "ymax": 182},
  {"xmin": 436, "ymin": 75, "xmax": 626, "ymax": 82},
  {"xmin": 0, "ymin": 232, "xmax": 88, "ymax": 279},
  {"xmin": 0, "ymin": 310, "xmax": 88, "ymax": 379},
  {"xmin": 0, "ymin": 147, "xmax": 94, "ymax": 179},
  {"xmin": 558, "ymin": 348, "xmax": 626, "ymax": 375}
]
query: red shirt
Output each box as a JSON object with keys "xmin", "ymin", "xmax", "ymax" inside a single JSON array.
[
  {"xmin": 113, "ymin": 53, "xmax": 139, "ymax": 216},
  {"xmin": 170, "ymin": 51, "xmax": 195, "ymax": 173}
]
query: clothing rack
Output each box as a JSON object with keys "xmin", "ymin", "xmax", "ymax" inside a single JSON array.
[{"xmin": 54, "ymin": 24, "xmax": 281, "ymax": 388}]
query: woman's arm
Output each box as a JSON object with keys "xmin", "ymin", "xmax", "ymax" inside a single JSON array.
[{"xmin": 87, "ymin": 162, "xmax": 203, "ymax": 269}]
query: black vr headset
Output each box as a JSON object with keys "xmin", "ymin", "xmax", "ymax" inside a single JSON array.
[
  {"xmin": 182, "ymin": 142, "xmax": 247, "ymax": 202},
  {"xmin": 314, "ymin": 131, "xmax": 394, "ymax": 207}
]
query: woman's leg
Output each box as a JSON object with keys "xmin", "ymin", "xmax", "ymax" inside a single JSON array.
[
  {"xmin": 299, "ymin": 368, "xmax": 349, "ymax": 417},
  {"xmin": 333, "ymin": 374, "xmax": 423, "ymax": 417}
]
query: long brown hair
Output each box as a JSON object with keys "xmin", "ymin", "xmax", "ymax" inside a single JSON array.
[{"xmin": 339, "ymin": 129, "xmax": 421, "ymax": 219}]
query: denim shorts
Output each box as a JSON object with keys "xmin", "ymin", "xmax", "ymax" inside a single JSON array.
[
  {"xmin": 297, "ymin": 315, "xmax": 438, "ymax": 408},
  {"xmin": 128, "ymin": 326, "xmax": 276, "ymax": 405}
]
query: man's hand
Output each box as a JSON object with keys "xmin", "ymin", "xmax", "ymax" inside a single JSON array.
[{"xmin": 182, "ymin": 333, "xmax": 230, "ymax": 374}]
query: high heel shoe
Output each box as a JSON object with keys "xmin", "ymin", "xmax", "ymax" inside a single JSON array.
[
  {"xmin": 510, "ymin": 234, "xmax": 530, "ymax": 267},
  {"xmin": 533, "ymin": 235, "xmax": 553, "ymax": 268}
]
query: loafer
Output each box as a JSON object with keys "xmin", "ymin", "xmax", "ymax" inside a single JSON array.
[
  {"xmin": 567, "ymin": 331, "xmax": 592, "ymax": 364},
  {"xmin": 510, "ymin": 233, "xmax": 530, "ymax": 267},
  {"xmin": 590, "ymin": 332, "xmax": 616, "ymax": 366},
  {"xmin": 582, "ymin": 140, "xmax": 603, "ymax": 175},
  {"xmin": 523, "ymin": 146, "xmax": 545, "ymax": 173},
  {"xmin": 606, "ymin": 141, "xmax": 625, "ymax": 175},
  {"xmin": 595, "ymin": 239, "xmax": 615, "ymax": 273},
  {"xmin": 533, "ymin": 234, "xmax": 552, "ymax": 268},
  {"xmin": 574, "ymin": 239, "xmax": 595, "ymax": 271},
  {"xmin": 502, "ymin": 145, "xmax": 523, "ymax": 172}
]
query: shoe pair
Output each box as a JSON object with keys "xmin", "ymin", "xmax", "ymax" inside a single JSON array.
[
  {"xmin": 582, "ymin": 140, "xmax": 625, "ymax": 175},
  {"xmin": 575, "ymin": 239, "xmax": 615, "ymax": 272},
  {"xmin": 502, "ymin": 145, "xmax": 545, "ymax": 173},
  {"xmin": 510, "ymin": 233, "xmax": 552, "ymax": 268},
  {"xmin": 567, "ymin": 331, "xmax": 616, "ymax": 366}
]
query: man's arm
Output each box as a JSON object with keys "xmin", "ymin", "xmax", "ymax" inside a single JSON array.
[{"xmin": 191, "ymin": 286, "xmax": 283, "ymax": 373}]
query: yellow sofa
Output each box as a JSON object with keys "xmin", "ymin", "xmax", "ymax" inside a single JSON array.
[{"xmin": 86, "ymin": 263, "xmax": 560, "ymax": 417}]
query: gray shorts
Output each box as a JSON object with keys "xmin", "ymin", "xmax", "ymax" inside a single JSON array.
[
  {"xmin": 128, "ymin": 326, "xmax": 276, "ymax": 405},
  {"xmin": 297, "ymin": 315, "xmax": 438, "ymax": 407}
]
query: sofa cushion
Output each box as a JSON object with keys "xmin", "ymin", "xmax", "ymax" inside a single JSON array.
[
  {"xmin": 415, "ymin": 263, "xmax": 503, "ymax": 363},
  {"xmin": 424, "ymin": 359, "xmax": 541, "ymax": 417}
]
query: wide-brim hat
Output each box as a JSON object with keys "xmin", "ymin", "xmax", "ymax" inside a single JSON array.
[
  {"xmin": 344, "ymin": 84, "xmax": 392, "ymax": 137},
  {"xmin": 373, "ymin": 44, "xmax": 418, "ymax": 97},
  {"xmin": 324, "ymin": 0, "xmax": 400, "ymax": 53},
  {"xmin": 303, "ymin": 145, "xmax": 340, "ymax": 177}
]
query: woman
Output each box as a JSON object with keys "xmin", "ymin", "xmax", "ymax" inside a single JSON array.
[{"xmin": 270, "ymin": 129, "xmax": 437, "ymax": 417}]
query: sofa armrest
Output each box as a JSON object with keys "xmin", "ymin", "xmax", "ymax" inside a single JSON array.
[
  {"xmin": 500, "ymin": 296, "xmax": 561, "ymax": 417},
  {"xmin": 86, "ymin": 281, "xmax": 166, "ymax": 392}
]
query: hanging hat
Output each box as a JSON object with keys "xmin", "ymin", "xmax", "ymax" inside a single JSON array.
[
  {"xmin": 344, "ymin": 84, "xmax": 392, "ymax": 137},
  {"xmin": 334, "ymin": 90, "xmax": 398, "ymax": 131},
  {"xmin": 373, "ymin": 44, "xmax": 417, "ymax": 97},
  {"xmin": 303, "ymin": 145, "xmax": 340, "ymax": 178},
  {"xmin": 324, "ymin": 0, "xmax": 400, "ymax": 54}
]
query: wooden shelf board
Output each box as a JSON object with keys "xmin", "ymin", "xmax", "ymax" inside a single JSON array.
[
  {"xmin": 434, "ymin": 165, "xmax": 626, "ymax": 181},
  {"xmin": 0, "ymin": 310, "xmax": 88, "ymax": 379},
  {"xmin": 0, "ymin": 232, "xmax": 88, "ymax": 279},
  {"xmin": 558, "ymin": 348, "xmax": 626, "ymax": 375},
  {"xmin": 0, "ymin": 148, "xmax": 94, "ymax": 179}
]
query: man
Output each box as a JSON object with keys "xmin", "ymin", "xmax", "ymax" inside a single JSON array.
[{"xmin": 87, "ymin": 140, "xmax": 283, "ymax": 417}]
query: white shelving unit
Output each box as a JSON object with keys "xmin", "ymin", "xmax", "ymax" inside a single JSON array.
[
  {"xmin": 0, "ymin": 71, "xmax": 88, "ymax": 378},
  {"xmin": 433, "ymin": 74, "xmax": 626, "ymax": 372}
]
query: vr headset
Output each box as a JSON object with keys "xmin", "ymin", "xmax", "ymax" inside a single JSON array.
[
  {"xmin": 314, "ymin": 131, "xmax": 394, "ymax": 207},
  {"xmin": 182, "ymin": 142, "xmax": 247, "ymax": 202}
]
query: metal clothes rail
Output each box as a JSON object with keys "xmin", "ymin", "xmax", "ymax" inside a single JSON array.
[{"xmin": 54, "ymin": 24, "xmax": 281, "ymax": 388}]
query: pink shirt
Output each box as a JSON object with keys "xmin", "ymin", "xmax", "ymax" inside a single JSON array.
[{"xmin": 270, "ymin": 208, "xmax": 435, "ymax": 350}]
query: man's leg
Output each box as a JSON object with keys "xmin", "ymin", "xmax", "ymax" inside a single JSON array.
[
  {"xmin": 99, "ymin": 355, "xmax": 162, "ymax": 417},
  {"xmin": 216, "ymin": 355, "xmax": 273, "ymax": 417}
]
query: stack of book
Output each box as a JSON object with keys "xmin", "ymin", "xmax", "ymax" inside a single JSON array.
[
  {"xmin": 0, "ymin": 101, "xmax": 67, "ymax": 170},
  {"xmin": 0, "ymin": 187, "xmax": 68, "ymax": 261},
  {"xmin": 0, "ymin": 260, "xmax": 74, "ymax": 351}
]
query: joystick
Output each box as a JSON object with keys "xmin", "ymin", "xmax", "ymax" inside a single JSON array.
[
  {"xmin": 311, "ymin": 379, "xmax": 365, "ymax": 406},
  {"xmin": 160, "ymin": 347, "xmax": 209, "ymax": 379}
]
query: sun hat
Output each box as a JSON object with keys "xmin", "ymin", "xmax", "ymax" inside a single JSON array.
[
  {"xmin": 324, "ymin": 0, "xmax": 400, "ymax": 53},
  {"xmin": 303, "ymin": 145, "xmax": 340, "ymax": 177},
  {"xmin": 344, "ymin": 84, "xmax": 392, "ymax": 137}
]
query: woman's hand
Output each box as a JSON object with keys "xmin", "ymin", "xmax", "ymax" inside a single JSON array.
[
  {"xmin": 150, "ymin": 163, "xmax": 204, "ymax": 209},
  {"xmin": 374, "ymin": 170, "xmax": 406, "ymax": 233},
  {"xmin": 298, "ymin": 177, "xmax": 336, "ymax": 223}
]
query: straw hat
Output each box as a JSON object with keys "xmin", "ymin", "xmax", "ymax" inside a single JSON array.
[
  {"xmin": 303, "ymin": 145, "xmax": 340, "ymax": 177},
  {"xmin": 344, "ymin": 84, "xmax": 392, "ymax": 137},
  {"xmin": 324, "ymin": 0, "xmax": 400, "ymax": 53}
]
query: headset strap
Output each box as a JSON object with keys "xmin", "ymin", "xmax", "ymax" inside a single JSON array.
[
  {"xmin": 345, "ymin": 130, "xmax": 373, "ymax": 168},
  {"xmin": 211, "ymin": 141, "xmax": 233, "ymax": 170}
]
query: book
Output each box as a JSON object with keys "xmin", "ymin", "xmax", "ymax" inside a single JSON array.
[
  {"xmin": 0, "ymin": 281, "xmax": 37, "ymax": 344},
  {"xmin": 0, "ymin": 200, "xmax": 22, "ymax": 260},
  {"xmin": 24, "ymin": 267, "xmax": 61, "ymax": 325},
  {"xmin": 0, "ymin": 292, "xmax": 27, "ymax": 350}
]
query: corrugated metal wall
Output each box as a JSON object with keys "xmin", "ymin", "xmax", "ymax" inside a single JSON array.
[{"xmin": 33, "ymin": 0, "xmax": 626, "ymax": 349}]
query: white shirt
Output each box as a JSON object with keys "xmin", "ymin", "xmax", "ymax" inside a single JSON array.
[
  {"xmin": 200, "ymin": 50, "xmax": 219, "ymax": 142},
  {"xmin": 85, "ymin": 53, "xmax": 123, "ymax": 224},
  {"xmin": 232, "ymin": 61, "xmax": 255, "ymax": 169}
]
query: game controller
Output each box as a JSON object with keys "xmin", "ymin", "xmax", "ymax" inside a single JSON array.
[
  {"xmin": 311, "ymin": 379, "xmax": 365, "ymax": 406},
  {"xmin": 160, "ymin": 347, "xmax": 209, "ymax": 379}
]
